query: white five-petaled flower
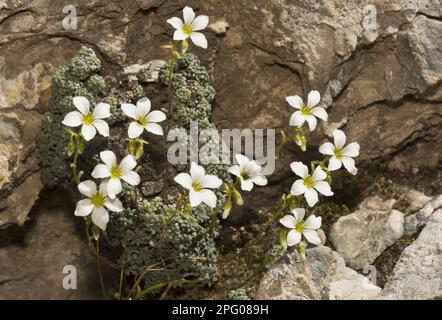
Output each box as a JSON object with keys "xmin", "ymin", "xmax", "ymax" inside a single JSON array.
[
  {"xmin": 75, "ymin": 180, "xmax": 123, "ymax": 231},
  {"xmin": 91, "ymin": 151, "xmax": 140, "ymax": 199},
  {"xmin": 122, "ymin": 97, "xmax": 166, "ymax": 139},
  {"xmin": 174, "ymin": 162, "xmax": 222, "ymax": 208},
  {"xmin": 228, "ymin": 154, "xmax": 268, "ymax": 191},
  {"xmin": 286, "ymin": 90, "xmax": 328, "ymax": 132},
  {"xmin": 319, "ymin": 129, "xmax": 360, "ymax": 175},
  {"xmin": 167, "ymin": 6, "xmax": 209, "ymax": 49},
  {"xmin": 290, "ymin": 162, "xmax": 334, "ymax": 207},
  {"xmin": 62, "ymin": 96, "xmax": 111, "ymax": 141},
  {"xmin": 279, "ymin": 208, "xmax": 322, "ymax": 246}
]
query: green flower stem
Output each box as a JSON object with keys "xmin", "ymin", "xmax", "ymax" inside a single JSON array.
[{"xmin": 95, "ymin": 239, "xmax": 107, "ymax": 299}]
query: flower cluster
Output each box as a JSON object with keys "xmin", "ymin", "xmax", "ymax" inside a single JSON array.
[
  {"xmin": 279, "ymin": 90, "xmax": 360, "ymax": 251},
  {"xmin": 62, "ymin": 96, "xmax": 166, "ymax": 231}
]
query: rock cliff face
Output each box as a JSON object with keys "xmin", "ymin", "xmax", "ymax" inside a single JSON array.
[{"xmin": 0, "ymin": 0, "xmax": 441, "ymax": 299}]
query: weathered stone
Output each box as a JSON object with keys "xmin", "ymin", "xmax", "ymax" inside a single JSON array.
[
  {"xmin": 330, "ymin": 197, "xmax": 404, "ymax": 270},
  {"xmin": 256, "ymin": 246, "xmax": 381, "ymax": 300},
  {"xmin": 381, "ymin": 209, "xmax": 442, "ymax": 300},
  {"xmin": 404, "ymin": 195, "xmax": 442, "ymax": 236},
  {"xmin": 0, "ymin": 192, "xmax": 105, "ymax": 299}
]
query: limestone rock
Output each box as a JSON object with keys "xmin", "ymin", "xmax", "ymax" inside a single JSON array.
[
  {"xmin": 330, "ymin": 196, "xmax": 404, "ymax": 270},
  {"xmin": 381, "ymin": 209, "xmax": 442, "ymax": 300},
  {"xmin": 256, "ymin": 246, "xmax": 381, "ymax": 300},
  {"xmin": 0, "ymin": 192, "xmax": 104, "ymax": 299}
]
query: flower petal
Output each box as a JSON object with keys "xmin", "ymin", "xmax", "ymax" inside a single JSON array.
[
  {"xmin": 200, "ymin": 189, "xmax": 218, "ymax": 208},
  {"xmin": 279, "ymin": 215, "xmax": 296, "ymax": 229},
  {"xmin": 128, "ymin": 122, "xmax": 144, "ymax": 139},
  {"xmin": 241, "ymin": 179, "xmax": 254, "ymax": 191},
  {"xmin": 314, "ymin": 181, "xmax": 334, "ymax": 196},
  {"xmin": 304, "ymin": 215, "xmax": 322, "ymax": 230},
  {"xmin": 303, "ymin": 229, "xmax": 321, "ymax": 245},
  {"xmin": 319, "ymin": 142, "xmax": 335, "ymax": 156},
  {"xmin": 81, "ymin": 124, "xmax": 97, "ymax": 141},
  {"xmin": 190, "ymin": 32, "xmax": 208, "ymax": 49},
  {"xmin": 93, "ymin": 119, "xmax": 109, "ymax": 137},
  {"xmin": 201, "ymin": 175, "xmax": 222, "ymax": 189},
  {"xmin": 252, "ymin": 175, "xmax": 267, "ymax": 186},
  {"xmin": 91, "ymin": 207, "xmax": 109, "ymax": 231},
  {"xmin": 311, "ymin": 107, "xmax": 328, "ymax": 121},
  {"xmin": 104, "ymin": 197, "xmax": 123, "ymax": 212},
  {"xmin": 189, "ymin": 189, "xmax": 203, "ymax": 207},
  {"xmin": 173, "ymin": 29, "xmax": 188, "ymax": 40},
  {"xmin": 289, "ymin": 111, "xmax": 306, "ymax": 127},
  {"xmin": 307, "ymin": 90, "xmax": 321, "ymax": 107},
  {"xmin": 136, "ymin": 97, "xmax": 151, "ymax": 116},
  {"xmin": 107, "ymin": 178, "xmax": 122, "ymax": 199},
  {"xmin": 121, "ymin": 103, "xmax": 137, "ymax": 120},
  {"xmin": 92, "ymin": 164, "xmax": 110, "ymax": 179},
  {"xmin": 228, "ymin": 165, "xmax": 241, "ymax": 177},
  {"xmin": 93, "ymin": 103, "xmax": 111, "ymax": 119},
  {"xmin": 73, "ymin": 96, "xmax": 90, "ymax": 114},
  {"xmin": 328, "ymin": 156, "xmax": 342, "ymax": 171},
  {"xmin": 75, "ymin": 199, "xmax": 94, "ymax": 217},
  {"xmin": 121, "ymin": 171, "xmax": 140, "ymax": 186},
  {"xmin": 311, "ymin": 166, "xmax": 327, "ymax": 182},
  {"xmin": 190, "ymin": 162, "xmax": 205, "ymax": 183},
  {"xmin": 144, "ymin": 123, "xmax": 163, "ymax": 136},
  {"xmin": 291, "ymin": 179, "xmax": 307, "ymax": 195},
  {"xmin": 341, "ymin": 156, "xmax": 358, "ymax": 175},
  {"xmin": 147, "ymin": 110, "xmax": 166, "ymax": 123},
  {"xmin": 174, "ymin": 173, "xmax": 193, "ymax": 189},
  {"xmin": 292, "ymin": 208, "xmax": 305, "ymax": 222},
  {"xmin": 305, "ymin": 115, "xmax": 318, "ymax": 132},
  {"xmin": 191, "ymin": 15, "xmax": 209, "ymax": 31},
  {"xmin": 286, "ymin": 95, "xmax": 303, "ymax": 109},
  {"xmin": 78, "ymin": 180, "xmax": 97, "ymax": 197},
  {"xmin": 183, "ymin": 6, "xmax": 195, "ymax": 24},
  {"xmin": 304, "ymin": 188, "xmax": 319, "ymax": 207},
  {"xmin": 167, "ymin": 17, "xmax": 183, "ymax": 29},
  {"xmin": 235, "ymin": 154, "xmax": 250, "ymax": 168},
  {"xmin": 98, "ymin": 181, "xmax": 108, "ymax": 196},
  {"xmin": 343, "ymin": 142, "xmax": 360, "ymax": 158},
  {"xmin": 290, "ymin": 162, "xmax": 309, "ymax": 178},
  {"xmin": 100, "ymin": 151, "xmax": 117, "ymax": 167},
  {"xmin": 62, "ymin": 111, "xmax": 83, "ymax": 127},
  {"xmin": 120, "ymin": 154, "xmax": 137, "ymax": 172},
  {"xmin": 287, "ymin": 230, "xmax": 302, "ymax": 246},
  {"xmin": 333, "ymin": 129, "xmax": 346, "ymax": 149}
]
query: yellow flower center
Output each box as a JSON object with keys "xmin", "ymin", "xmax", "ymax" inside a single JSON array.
[
  {"xmin": 241, "ymin": 172, "xmax": 250, "ymax": 180},
  {"xmin": 137, "ymin": 115, "xmax": 148, "ymax": 126},
  {"xmin": 182, "ymin": 24, "xmax": 193, "ymax": 36},
  {"xmin": 300, "ymin": 105, "xmax": 312, "ymax": 116},
  {"xmin": 295, "ymin": 221, "xmax": 305, "ymax": 233},
  {"xmin": 81, "ymin": 112, "xmax": 95, "ymax": 126},
  {"xmin": 192, "ymin": 182, "xmax": 201, "ymax": 192},
  {"xmin": 90, "ymin": 192, "xmax": 105, "ymax": 207},
  {"xmin": 110, "ymin": 165, "xmax": 122, "ymax": 179},
  {"xmin": 334, "ymin": 148, "xmax": 343, "ymax": 160},
  {"xmin": 303, "ymin": 176, "xmax": 315, "ymax": 189}
]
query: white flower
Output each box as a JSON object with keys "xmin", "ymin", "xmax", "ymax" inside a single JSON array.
[
  {"xmin": 174, "ymin": 162, "xmax": 222, "ymax": 208},
  {"xmin": 319, "ymin": 129, "xmax": 360, "ymax": 175},
  {"xmin": 91, "ymin": 151, "xmax": 140, "ymax": 199},
  {"xmin": 286, "ymin": 90, "xmax": 328, "ymax": 132},
  {"xmin": 75, "ymin": 180, "xmax": 123, "ymax": 231},
  {"xmin": 290, "ymin": 162, "xmax": 334, "ymax": 207},
  {"xmin": 279, "ymin": 208, "xmax": 322, "ymax": 246},
  {"xmin": 62, "ymin": 96, "xmax": 111, "ymax": 141},
  {"xmin": 167, "ymin": 6, "xmax": 209, "ymax": 49},
  {"xmin": 228, "ymin": 154, "xmax": 268, "ymax": 191},
  {"xmin": 121, "ymin": 97, "xmax": 166, "ymax": 139}
]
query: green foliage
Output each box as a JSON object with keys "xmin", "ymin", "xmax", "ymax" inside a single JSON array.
[
  {"xmin": 37, "ymin": 47, "xmax": 105, "ymax": 188},
  {"xmin": 228, "ymin": 288, "xmax": 251, "ymax": 300}
]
